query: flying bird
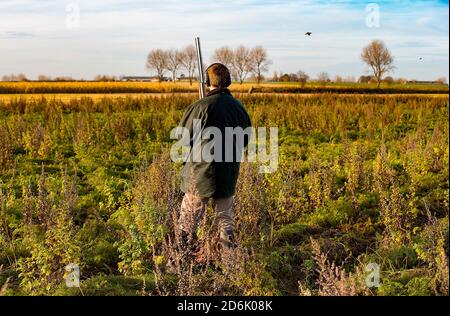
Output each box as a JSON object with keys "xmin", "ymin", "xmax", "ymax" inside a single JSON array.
[
  {"xmin": 419, "ymin": 57, "xmax": 423, "ymax": 60},
  {"xmin": 305, "ymin": 32, "xmax": 312, "ymax": 36}
]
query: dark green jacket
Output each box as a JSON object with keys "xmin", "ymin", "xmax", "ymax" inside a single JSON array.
[{"xmin": 179, "ymin": 88, "xmax": 252, "ymax": 198}]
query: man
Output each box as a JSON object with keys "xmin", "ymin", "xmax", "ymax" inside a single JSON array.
[{"xmin": 178, "ymin": 63, "xmax": 251, "ymax": 252}]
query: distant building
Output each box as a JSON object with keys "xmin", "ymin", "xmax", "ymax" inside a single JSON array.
[
  {"xmin": 120, "ymin": 76, "xmax": 169, "ymax": 82},
  {"xmin": 407, "ymin": 80, "xmax": 441, "ymax": 85},
  {"xmin": 176, "ymin": 74, "xmax": 196, "ymax": 82}
]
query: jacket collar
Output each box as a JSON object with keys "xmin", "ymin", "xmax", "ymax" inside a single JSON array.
[{"xmin": 206, "ymin": 88, "xmax": 232, "ymax": 97}]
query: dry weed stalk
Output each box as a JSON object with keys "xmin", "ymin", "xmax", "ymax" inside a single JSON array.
[
  {"xmin": 0, "ymin": 265, "xmax": 11, "ymax": 296},
  {"xmin": 308, "ymin": 238, "xmax": 368, "ymax": 296}
]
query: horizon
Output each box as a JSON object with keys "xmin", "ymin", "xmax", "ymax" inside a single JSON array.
[{"xmin": 1, "ymin": 0, "xmax": 448, "ymax": 81}]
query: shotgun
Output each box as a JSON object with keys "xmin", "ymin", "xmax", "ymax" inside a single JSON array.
[{"xmin": 195, "ymin": 36, "xmax": 206, "ymax": 99}]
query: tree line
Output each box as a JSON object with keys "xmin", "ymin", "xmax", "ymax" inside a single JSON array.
[
  {"xmin": 146, "ymin": 45, "xmax": 271, "ymax": 85},
  {"xmin": 1, "ymin": 74, "xmax": 84, "ymax": 82},
  {"xmin": 146, "ymin": 45, "xmax": 197, "ymax": 84},
  {"xmin": 1, "ymin": 41, "xmax": 447, "ymax": 85}
]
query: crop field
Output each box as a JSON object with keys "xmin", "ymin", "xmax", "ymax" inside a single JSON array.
[
  {"xmin": 0, "ymin": 88, "xmax": 448, "ymax": 296},
  {"xmin": 0, "ymin": 81, "xmax": 448, "ymax": 95}
]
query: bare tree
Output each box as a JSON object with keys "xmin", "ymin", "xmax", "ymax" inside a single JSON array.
[
  {"xmin": 359, "ymin": 75, "xmax": 373, "ymax": 84},
  {"xmin": 232, "ymin": 46, "xmax": 253, "ymax": 84},
  {"xmin": 383, "ymin": 76, "xmax": 394, "ymax": 85},
  {"xmin": 361, "ymin": 40, "xmax": 395, "ymax": 88},
  {"xmin": 344, "ymin": 76, "xmax": 356, "ymax": 83},
  {"xmin": 212, "ymin": 46, "xmax": 234, "ymax": 69},
  {"xmin": 272, "ymin": 71, "xmax": 279, "ymax": 82},
  {"xmin": 94, "ymin": 74, "xmax": 117, "ymax": 82},
  {"xmin": 146, "ymin": 49, "xmax": 168, "ymax": 82},
  {"xmin": 288, "ymin": 73, "xmax": 298, "ymax": 81},
  {"xmin": 166, "ymin": 49, "xmax": 184, "ymax": 82},
  {"xmin": 297, "ymin": 70, "xmax": 309, "ymax": 88},
  {"xmin": 38, "ymin": 75, "xmax": 52, "ymax": 81},
  {"xmin": 2, "ymin": 73, "xmax": 28, "ymax": 82},
  {"xmin": 436, "ymin": 77, "xmax": 447, "ymax": 85},
  {"xmin": 181, "ymin": 45, "xmax": 197, "ymax": 85},
  {"xmin": 249, "ymin": 46, "xmax": 271, "ymax": 85},
  {"xmin": 54, "ymin": 76, "xmax": 74, "ymax": 82},
  {"xmin": 317, "ymin": 72, "xmax": 330, "ymax": 83},
  {"xmin": 396, "ymin": 77, "xmax": 407, "ymax": 85}
]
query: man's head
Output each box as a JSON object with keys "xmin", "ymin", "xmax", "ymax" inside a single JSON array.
[{"xmin": 206, "ymin": 63, "xmax": 232, "ymax": 89}]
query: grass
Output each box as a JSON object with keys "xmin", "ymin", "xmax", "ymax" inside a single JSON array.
[{"xmin": 0, "ymin": 92, "xmax": 448, "ymax": 296}]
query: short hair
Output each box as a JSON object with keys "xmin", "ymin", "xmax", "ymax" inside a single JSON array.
[{"xmin": 207, "ymin": 63, "xmax": 231, "ymax": 88}]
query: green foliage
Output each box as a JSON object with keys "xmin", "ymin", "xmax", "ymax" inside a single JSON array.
[
  {"xmin": 406, "ymin": 277, "xmax": 434, "ymax": 296},
  {"xmin": 385, "ymin": 245, "xmax": 419, "ymax": 270},
  {"xmin": 0, "ymin": 93, "xmax": 448, "ymax": 295},
  {"xmin": 53, "ymin": 274, "xmax": 156, "ymax": 296},
  {"xmin": 273, "ymin": 223, "xmax": 311, "ymax": 245},
  {"xmin": 303, "ymin": 197, "xmax": 354, "ymax": 228},
  {"xmin": 377, "ymin": 274, "xmax": 433, "ymax": 296},
  {"xmin": 77, "ymin": 219, "xmax": 120, "ymax": 274},
  {"xmin": 377, "ymin": 279, "xmax": 406, "ymax": 296}
]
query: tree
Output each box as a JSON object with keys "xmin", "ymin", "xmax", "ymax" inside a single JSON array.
[
  {"xmin": 297, "ymin": 70, "xmax": 309, "ymax": 88},
  {"xmin": 361, "ymin": 40, "xmax": 395, "ymax": 88},
  {"xmin": 232, "ymin": 46, "xmax": 253, "ymax": 84},
  {"xmin": 383, "ymin": 76, "xmax": 394, "ymax": 85},
  {"xmin": 166, "ymin": 49, "xmax": 184, "ymax": 82},
  {"xmin": 2, "ymin": 73, "xmax": 28, "ymax": 81},
  {"xmin": 94, "ymin": 74, "xmax": 116, "ymax": 82},
  {"xmin": 146, "ymin": 49, "xmax": 168, "ymax": 82},
  {"xmin": 38, "ymin": 75, "xmax": 52, "ymax": 81},
  {"xmin": 358, "ymin": 75, "xmax": 373, "ymax": 83},
  {"xmin": 344, "ymin": 76, "xmax": 356, "ymax": 83},
  {"xmin": 272, "ymin": 71, "xmax": 279, "ymax": 82},
  {"xmin": 317, "ymin": 72, "xmax": 330, "ymax": 85},
  {"xmin": 288, "ymin": 73, "xmax": 298, "ymax": 81},
  {"xmin": 249, "ymin": 74, "xmax": 265, "ymax": 82},
  {"xmin": 54, "ymin": 76, "xmax": 74, "ymax": 82},
  {"xmin": 212, "ymin": 46, "xmax": 234, "ymax": 70},
  {"xmin": 249, "ymin": 46, "xmax": 271, "ymax": 85},
  {"xmin": 436, "ymin": 77, "xmax": 447, "ymax": 85},
  {"xmin": 181, "ymin": 45, "xmax": 197, "ymax": 85}
]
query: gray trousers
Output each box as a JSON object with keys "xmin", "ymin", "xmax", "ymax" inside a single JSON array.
[{"xmin": 179, "ymin": 193, "xmax": 234, "ymax": 236}]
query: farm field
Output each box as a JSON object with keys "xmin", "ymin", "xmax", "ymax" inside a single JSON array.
[
  {"xmin": 1, "ymin": 92, "xmax": 448, "ymax": 104},
  {"xmin": 0, "ymin": 91, "xmax": 448, "ymax": 296},
  {"xmin": 0, "ymin": 81, "xmax": 448, "ymax": 95}
]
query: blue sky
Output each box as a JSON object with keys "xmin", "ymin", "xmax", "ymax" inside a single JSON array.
[{"xmin": 0, "ymin": 0, "xmax": 448, "ymax": 81}]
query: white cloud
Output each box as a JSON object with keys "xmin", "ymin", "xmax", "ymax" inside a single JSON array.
[{"xmin": 0, "ymin": 0, "xmax": 448, "ymax": 80}]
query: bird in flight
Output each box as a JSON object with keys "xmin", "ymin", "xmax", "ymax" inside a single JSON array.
[
  {"xmin": 305, "ymin": 32, "xmax": 312, "ymax": 36},
  {"xmin": 419, "ymin": 57, "xmax": 423, "ymax": 60}
]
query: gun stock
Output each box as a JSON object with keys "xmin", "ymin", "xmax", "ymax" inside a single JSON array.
[{"xmin": 195, "ymin": 36, "xmax": 206, "ymax": 99}]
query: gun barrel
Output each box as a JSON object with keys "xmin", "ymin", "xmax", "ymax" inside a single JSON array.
[{"xmin": 195, "ymin": 36, "xmax": 206, "ymax": 99}]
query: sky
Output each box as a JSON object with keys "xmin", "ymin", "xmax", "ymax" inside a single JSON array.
[{"xmin": 0, "ymin": 0, "xmax": 448, "ymax": 81}]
